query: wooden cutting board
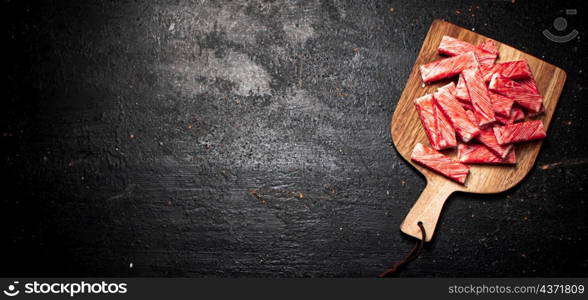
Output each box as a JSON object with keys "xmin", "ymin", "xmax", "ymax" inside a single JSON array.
[{"xmin": 390, "ymin": 19, "xmax": 567, "ymax": 241}]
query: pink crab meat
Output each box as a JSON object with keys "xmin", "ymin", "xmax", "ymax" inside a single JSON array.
[
  {"xmin": 465, "ymin": 109, "xmax": 477, "ymax": 124},
  {"xmin": 464, "ymin": 110, "xmax": 512, "ymax": 159},
  {"xmin": 420, "ymin": 51, "xmax": 478, "ymax": 83},
  {"xmin": 512, "ymin": 107, "xmax": 526, "ymax": 121},
  {"xmin": 462, "ymin": 67, "xmax": 496, "ymax": 127},
  {"xmin": 476, "ymin": 128, "xmax": 513, "ymax": 159},
  {"xmin": 488, "ymin": 90, "xmax": 514, "ymax": 118},
  {"xmin": 451, "ymin": 80, "xmax": 474, "ymax": 110},
  {"xmin": 434, "ymin": 85, "xmax": 480, "ymax": 143},
  {"xmin": 477, "ymin": 40, "xmax": 499, "ymax": 56},
  {"xmin": 454, "ymin": 73, "xmax": 470, "ymax": 102},
  {"xmin": 496, "ymin": 106, "xmax": 526, "ymax": 125},
  {"xmin": 439, "ymin": 81, "xmax": 457, "ymax": 94},
  {"xmin": 475, "ymin": 40, "xmax": 499, "ymax": 67},
  {"xmin": 493, "ymin": 120, "xmax": 547, "ymax": 145},
  {"xmin": 461, "ymin": 102, "xmax": 475, "ymax": 112},
  {"xmin": 411, "ymin": 143, "xmax": 470, "ymax": 184},
  {"xmin": 444, "ymin": 81, "xmax": 467, "ymax": 108},
  {"xmin": 521, "ymin": 76, "xmax": 544, "ymax": 118},
  {"xmin": 519, "ymin": 76, "xmax": 540, "ymax": 92},
  {"xmin": 437, "ymin": 36, "xmax": 498, "ymax": 67},
  {"xmin": 489, "ymin": 74, "xmax": 543, "ymax": 113},
  {"xmin": 414, "ymin": 94, "xmax": 457, "ymax": 150},
  {"xmin": 483, "ymin": 60, "xmax": 532, "ymax": 82},
  {"xmin": 458, "ymin": 143, "xmax": 516, "ymax": 165},
  {"xmin": 528, "ymin": 103, "xmax": 545, "ymax": 117},
  {"xmin": 438, "ymin": 35, "xmax": 477, "ymax": 56}
]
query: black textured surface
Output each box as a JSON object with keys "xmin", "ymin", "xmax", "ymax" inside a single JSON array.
[{"xmin": 2, "ymin": 0, "xmax": 587, "ymax": 277}]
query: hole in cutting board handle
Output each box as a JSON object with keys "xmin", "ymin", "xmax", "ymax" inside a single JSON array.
[{"xmin": 416, "ymin": 221, "xmax": 426, "ymax": 241}]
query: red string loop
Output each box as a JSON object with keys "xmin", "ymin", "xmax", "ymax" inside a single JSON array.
[{"xmin": 378, "ymin": 221, "xmax": 426, "ymax": 277}]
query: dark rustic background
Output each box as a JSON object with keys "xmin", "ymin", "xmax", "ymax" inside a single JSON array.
[{"xmin": 2, "ymin": 0, "xmax": 587, "ymax": 277}]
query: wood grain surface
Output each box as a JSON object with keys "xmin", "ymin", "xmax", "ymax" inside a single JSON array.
[{"xmin": 390, "ymin": 19, "xmax": 567, "ymax": 241}]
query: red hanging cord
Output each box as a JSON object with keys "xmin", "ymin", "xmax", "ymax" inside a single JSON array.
[{"xmin": 378, "ymin": 221, "xmax": 426, "ymax": 277}]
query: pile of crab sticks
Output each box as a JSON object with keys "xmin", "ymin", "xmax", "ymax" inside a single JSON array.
[{"xmin": 411, "ymin": 36, "xmax": 546, "ymax": 184}]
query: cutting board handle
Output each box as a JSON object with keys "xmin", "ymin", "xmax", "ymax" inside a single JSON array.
[{"xmin": 400, "ymin": 181, "xmax": 454, "ymax": 242}]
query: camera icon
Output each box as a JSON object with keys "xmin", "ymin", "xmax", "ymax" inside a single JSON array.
[{"xmin": 543, "ymin": 9, "xmax": 579, "ymax": 43}]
